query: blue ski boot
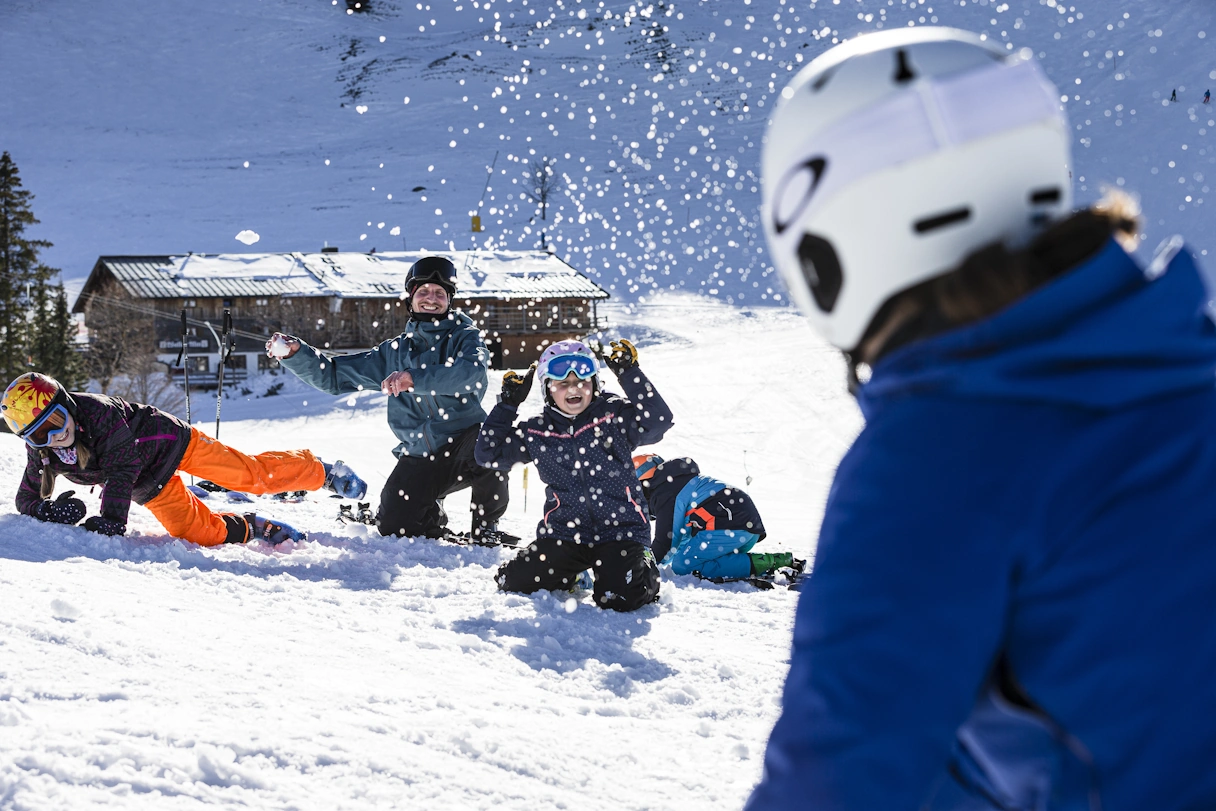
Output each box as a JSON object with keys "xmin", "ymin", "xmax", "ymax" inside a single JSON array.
[
  {"xmin": 246, "ymin": 513, "xmax": 308, "ymax": 544},
  {"xmin": 323, "ymin": 460, "xmax": 368, "ymax": 500}
]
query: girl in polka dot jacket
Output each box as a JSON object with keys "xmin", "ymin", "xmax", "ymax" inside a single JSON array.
[{"xmin": 474, "ymin": 339, "xmax": 673, "ymax": 612}]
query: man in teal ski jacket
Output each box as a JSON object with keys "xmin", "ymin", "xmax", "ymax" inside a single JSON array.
[{"xmin": 267, "ymin": 256, "xmax": 508, "ymax": 541}]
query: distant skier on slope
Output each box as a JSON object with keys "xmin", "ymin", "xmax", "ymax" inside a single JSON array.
[
  {"xmin": 474, "ymin": 339, "xmax": 672, "ymax": 611},
  {"xmin": 3, "ymin": 373, "xmax": 366, "ymax": 545},
  {"xmin": 749, "ymin": 27, "xmax": 1216, "ymax": 810},
  {"xmin": 1171, "ymin": 87, "xmax": 1178, "ymax": 102},
  {"xmin": 268, "ymin": 256, "xmax": 510, "ymax": 543},
  {"xmin": 1205, "ymin": 89, "xmax": 1211, "ymax": 104},
  {"xmin": 632, "ymin": 453, "xmax": 799, "ymax": 583}
]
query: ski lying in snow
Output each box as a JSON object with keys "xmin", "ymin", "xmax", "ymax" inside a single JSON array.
[
  {"xmin": 337, "ymin": 502, "xmax": 376, "ymax": 526},
  {"xmin": 439, "ymin": 528, "xmax": 522, "ymax": 548},
  {"xmin": 701, "ymin": 561, "xmax": 807, "ymax": 591},
  {"xmin": 194, "ymin": 480, "xmax": 304, "ymax": 503}
]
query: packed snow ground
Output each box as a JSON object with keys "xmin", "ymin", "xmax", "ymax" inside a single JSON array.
[{"xmin": 0, "ymin": 299, "xmax": 862, "ymax": 810}]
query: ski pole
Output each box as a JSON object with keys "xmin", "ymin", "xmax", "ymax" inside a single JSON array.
[
  {"xmin": 176, "ymin": 310, "xmax": 193, "ymax": 485},
  {"xmin": 176, "ymin": 310, "xmax": 191, "ymax": 426},
  {"xmin": 205, "ymin": 310, "xmax": 234, "ymax": 439},
  {"xmin": 216, "ymin": 309, "xmax": 233, "ymax": 439}
]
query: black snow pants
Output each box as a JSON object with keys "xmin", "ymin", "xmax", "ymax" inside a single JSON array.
[
  {"xmin": 496, "ymin": 536, "xmax": 661, "ymax": 612},
  {"xmin": 377, "ymin": 424, "xmax": 509, "ymax": 539}
]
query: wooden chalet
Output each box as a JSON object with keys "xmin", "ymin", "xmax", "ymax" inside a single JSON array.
[{"xmin": 73, "ymin": 250, "xmax": 610, "ymax": 381}]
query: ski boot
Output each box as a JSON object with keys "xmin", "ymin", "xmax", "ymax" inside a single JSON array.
[
  {"xmin": 747, "ymin": 551, "xmax": 795, "ymax": 577},
  {"xmin": 323, "ymin": 460, "xmax": 368, "ymax": 500},
  {"xmin": 246, "ymin": 513, "xmax": 307, "ymax": 544}
]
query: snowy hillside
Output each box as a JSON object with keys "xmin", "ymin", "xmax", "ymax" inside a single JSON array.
[
  {"xmin": 0, "ymin": 299, "xmax": 863, "ymax": 809},
  {"xmin": 1, "ymin": 0, "xmax": 1213, "ymax": 304}
]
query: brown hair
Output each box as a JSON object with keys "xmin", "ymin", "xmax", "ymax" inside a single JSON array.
[{"xmin": 851, "ymin": 191, "xmax": 1142, "ymax": 378}]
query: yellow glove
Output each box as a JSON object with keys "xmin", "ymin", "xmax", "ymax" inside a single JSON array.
[{"xmin": 605, "ymin": 339, "xmax": 639, "ymax": 375}]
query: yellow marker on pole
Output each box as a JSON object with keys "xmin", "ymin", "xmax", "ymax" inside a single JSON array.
[{"xmin": 471, "ymin": 215, "xmax": 482, "ymax": 232}]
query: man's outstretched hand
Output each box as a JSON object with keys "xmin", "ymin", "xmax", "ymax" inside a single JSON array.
[
  {"xmin": 266, "ymin": 333, "xmax": 301, "ymax": 360},
  {"xmin": 382, "ymin": 371, "xmax": 415, "ymax": 397}
]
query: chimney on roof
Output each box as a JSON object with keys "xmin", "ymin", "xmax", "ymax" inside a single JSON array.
[{"xmin": 321, "ymin": 246, "xmax": 339, "ymax": 254}]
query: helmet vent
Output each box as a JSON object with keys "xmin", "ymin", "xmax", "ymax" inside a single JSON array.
[
  {"xmin": 894, "ymin": 49, "xmax": 916, "ymax": 83},
  {"xmin": 914, "ymin": 207, "xmax": 972, "ymax": 234},
  {"xmin": 797, "ymin": 233, "xmax": 843, "ymax": 313},
  {"xmin": 1030, "ymin": 187, "xmax": 1062, "ymax": 204}
]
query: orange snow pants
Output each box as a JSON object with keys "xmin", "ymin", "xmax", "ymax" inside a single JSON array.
[{"xmin": 143, "ymin": 428, "xmax": 326, "ymax": 547}]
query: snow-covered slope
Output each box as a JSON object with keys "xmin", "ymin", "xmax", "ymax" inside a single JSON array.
[
  {"xmin": 1, "ymin": 0, "xmax": 1212, "ymax": 305},
  {"xmin": 0, "ymin": 298, "xmax": 863, "ymax": 809}
]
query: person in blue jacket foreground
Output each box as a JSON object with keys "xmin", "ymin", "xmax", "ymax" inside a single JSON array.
[
  {"xmin": 632, "ymin": 453, "xmax": 799, "ymax": 583},
  {"xmin": 748, "ymin": 27, "xmax": 1216, "ymax": 810},
  {"xmin": 475, "ymin": 339, "xmax": 671, "ymax": 611},
  {"xmin": 267, "ymin": 256, "xmax": 509, "ymax": 543}
]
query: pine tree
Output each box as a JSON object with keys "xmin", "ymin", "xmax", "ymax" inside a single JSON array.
[
  {"xmin": 0, "ymin": 151, "xmax": 45, "ymax": 383},
  {"xmin": 30, "ymin": 277, "xmax": 84, "ymax": 388},
  {"xmin": 0, "ymin": 152, "xmax": 80, "ymax": 387}
]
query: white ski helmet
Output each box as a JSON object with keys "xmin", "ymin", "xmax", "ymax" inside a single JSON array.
[{"xmin": 762, "ymin": 27, "xmax": 1072, "ymax": 351}]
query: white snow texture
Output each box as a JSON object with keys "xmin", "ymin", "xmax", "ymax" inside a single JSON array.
[{"xmin": 1, "ymin": 0, "xmax": 1212, "ymax": 807}]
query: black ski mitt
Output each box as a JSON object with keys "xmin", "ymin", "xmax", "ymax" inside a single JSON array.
[
  {"xmin": 84, "ymin": 515, "xmax": 126, "ymax": 536},
  {"xmin": 500, "ymin": 363, "xmax": 537, "ymax": 407},
  {"xmin": 35, "ymin": 490, "xmax": 86, "ymax": 525}
]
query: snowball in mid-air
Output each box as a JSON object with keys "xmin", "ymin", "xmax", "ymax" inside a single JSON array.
[{"xmin": 235, "ymin": 230, "xmax": 260, "ymax": 245}]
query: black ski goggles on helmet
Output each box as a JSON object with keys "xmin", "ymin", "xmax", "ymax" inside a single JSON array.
[{"xmin": 405, "ymin": 257, "xmax": 457, "ymax": 292}]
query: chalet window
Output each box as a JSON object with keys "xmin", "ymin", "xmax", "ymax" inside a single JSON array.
[
  {"xmin": 188, "ymin": 357, "xmax": 209, "ymax": 374},
  {"xmin": 258, "ymin": 354, "xmax": 279, "ymax": 371}
]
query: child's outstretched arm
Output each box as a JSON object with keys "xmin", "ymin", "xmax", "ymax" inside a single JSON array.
[
  {"xmin": 603, "ymin": 339, "xmax": 674, "ymax": 447},
  {"xmin": 474, "ymin": 368, "xmax": 536, "ymax": 470}
]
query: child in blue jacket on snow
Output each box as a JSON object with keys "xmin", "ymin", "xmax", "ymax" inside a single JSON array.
[
  {"xmin": 474, "ymin": 339, "xmax": 672, "ymax": 612},
  {"xmin": 633, "ymin": 453, "xmax": 798, "ymax": 582}
]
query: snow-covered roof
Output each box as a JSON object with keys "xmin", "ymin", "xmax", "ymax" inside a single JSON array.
[{"xmin": 77, "ymin": 251, "xmax": 608, "ymax": 310}]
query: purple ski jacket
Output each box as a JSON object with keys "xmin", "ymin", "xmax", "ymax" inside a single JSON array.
[{"xmin": 15, "ymin": 393, "xmax": 192, "ymax": 524}]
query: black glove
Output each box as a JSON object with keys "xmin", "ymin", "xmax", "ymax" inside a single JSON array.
[
  {"xmin": 35, "ymin": 491, "xmax": 86, "ymax": 525},
  {"xmin": 500, "ymin": 363, "xmax": 537, "ymax": 407},
  {"xmin": 604, "ymin": 339, "xmax": 639, "ymax": 376},
  {"xmin": 84, "ymin": 515, "xmax": 127, "ymax": 536}
]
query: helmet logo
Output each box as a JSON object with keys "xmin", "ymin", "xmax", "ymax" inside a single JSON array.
[{"xmin": 772, "ymin": 157, "xmax": 827, "ymax": 236}]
